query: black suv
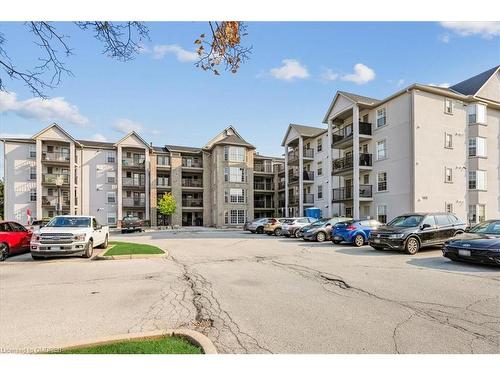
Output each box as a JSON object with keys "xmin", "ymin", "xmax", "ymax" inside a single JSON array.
[{"xmin": 368, "ymin": 212, "xmax": 466, "ymax": 254}]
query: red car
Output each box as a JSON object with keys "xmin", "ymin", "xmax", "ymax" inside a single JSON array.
[{"xmin": 0, "ymin": 221, "xmax": 32, "ymax": 261}]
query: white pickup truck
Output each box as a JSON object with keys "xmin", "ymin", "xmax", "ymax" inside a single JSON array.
[{"xmin": 30, "ymin": 215, "xmax": 109, "ymax": 259}]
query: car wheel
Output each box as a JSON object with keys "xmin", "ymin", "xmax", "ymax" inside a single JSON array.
[
  {"xmin": 99, "ymin": 235, "xmax": 109, "ymax": 249},
  {"xmin": 316, "ymin": 232, "xmax": 326, "ymax": 242},
  {"xmin": 0, "ymin": 243, "xmax": 9, "ymax": 261},
  {"xmin": 266, "ymin": 232, "xmax": 272, "ymax": 236},
  {"xmin": 292, "ymin": 230, "xmax": 300, "ymax": 238},
  {"xmin": 354, "ymin": 234, "xmax": 365, "ymax": 247},
  {"xmin": 31, "ymin": 254, "xmax": 43, "ymax": 260},
  {"xmin": 274, "ymin": 228, "xmax": 282, "ymax": 236},
  {"xmin": 405, "ymin": 237, "xmax": 420, "ymax": 255},
  {"xmin": 83, "ymin": 239, "xmax": 94, "ymax": 258},
  {"xmin": 332, "ymin": 240, "xmax": 341, "ymax": 244},
  {"xmin": 257, "ymin": 226, "xmax": 264, "ymax": 234}
]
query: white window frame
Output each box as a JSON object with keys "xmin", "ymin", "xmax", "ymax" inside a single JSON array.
[
  {"xmin": 29, "ymin": 145, "xmax": 37, "ymax": 158},
  {"xmin": 377, "ymin": 205, "xmax": 387, "ymax": 223},
  {"xmin": 377, "ymin": 171, "xmax": 387, "ymax": 192},
  {"xmin": 224, "ymin": 146, "xmax": 245, "ymax": 162},
  {"xmin": 107, "ymin": 213, "xmax": 117, "ymax": 225},
  {"xmin": 106, "ymin": 171, "xmax": 116, "ymax": 184},
  {"xmin": 445, "ymin": 202, "xmax": 453, "ymax": 213},
  {"xmin": 106, "ymin": 191, "xmax": 116, "ymax": 204},
  {"xmin": 317, "ymin": 138, "xmax": 323, "ymax": 153},
  {"xmin": 468, "ymin": 137, "xmax": 487, "ymax": 157},
  {"xmin": 444, "ymin": 98, "xmax": 453, "ymax": 114},
  {"xmin": 468, "ymin": 170, "xmax": 487, "ymax": 190},
  {"xmin": 30, "ymin": 189, "xmax": 37, "ymax": 202},
  {"xmin": 444, "ymin": 133, "xmax": 453, "ymax": 149},
  {"xmin": 468, "ymin": 103, "xmax": 487, "ymax": 125},
  {"xmin": 225, "ymin": 167, "xmax": 245, "ymax": 183},
  {"xmin": 29, "ymin": 166, "xmax": 36, "ymax": 180},
  {"xmin": 317, "ymin": 185, "xmax": 323, "ymax": 200},
  {"xmin": 376, "ymin": 139, "xmax": 387, "ymax": 160},
  {"xmin": 445, "ymin": 167, "xmax": 453, "ymax": 183},
  {"xmin": 228, "ymin": 209, "xmax": 245, "ymax": 225},
  {"xmin": 229, "ymin": 188, "xmax": 245, "ymax": 203},
  {"xmin": 317, "ymin": 161, "xmax": 323, "ymax": 176},
  {"xmin": 376, "ymin": 107, "xmax": 387, "ymax": 128},
  {"xmin": 106, "ymin": 152, "xmax": 116, "ymax": 163}
]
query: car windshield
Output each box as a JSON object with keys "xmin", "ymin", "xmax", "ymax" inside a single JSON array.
[
  {"xmin": 387, "ymin": 215, "xmax": 423, "ymax": 228},
  {"xmin": 46, "ymin": 217, "xmax": 91, "ymax": 227},
  {"xmin": 310, "ymin": 219, "xmax": 329, "ymax": 227},
  {"xmin": 469, "ymin": 221, "xmax": 500, "ymax": 235}
]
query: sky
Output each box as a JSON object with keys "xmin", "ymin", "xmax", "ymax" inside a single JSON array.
[{"xmin": 0, "ymin": 21, "xmax": 499, "ymax": 166}]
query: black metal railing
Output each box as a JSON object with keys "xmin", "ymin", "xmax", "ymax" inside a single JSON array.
[
  {"xmin": 332, "ymin": 122, "xmax": 372, "ymax": 145},
  {"xmin": 332, "ymin": 153, "xmax": 373, "ymax": 174},
  {"xmin": 255, "ymin": 201, "xmax": 274, "ymax": 209},
  {"xmin": 278, "ymin": 181, "xmax": 286, "ymax": 190},
  {"xmin": 332, "ymin": 185, "xmax": 373, "ymax": 202},
  {"xmin": 182, "ymin": 158, "xmax": 203, "ymax": 168},
  {"xmin": 122, "ymin": 177, "xmax": 145, "ymax": 187},
  {"xmin": 182, "ymin": 199, "xmax": 203, "ymax": 207},
  {"xmin": 182, "ymin": 179, "xmax": 203, "ymax": 187},
  {"xmin": 303, "ymin": 171, "xmax": 314, "ymax": 181},
  {"xmin": 254, "ymin": 164, "xmax": 273, "ymax": 173},
  {"xmin": 254, "ymin": 182, "xmax": 274, "ymax": 190}
]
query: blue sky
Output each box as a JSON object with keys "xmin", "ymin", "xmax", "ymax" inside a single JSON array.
[{"xmin": 0, "ymin": 21, "xmax": 499, "ymax": 160}]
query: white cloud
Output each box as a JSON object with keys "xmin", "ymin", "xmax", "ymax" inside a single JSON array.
[
  {"xmin": 397, "ymin": 79, "xmax": 405, "ymax": 87},
  {"xmin": 440, "ymin": 21, "xmax": 500, "ymax": 39},
  {"xmin": 0, "ymin": 91, "xmax": 88, "ymax": 126},
  {"xmin": 341, "ymin": 63, "xmax": 376, "ymax": 85},
  {"xmin": 91, "ymin": 133, "xmax": 107, "ymax": 142},
  {"xmin": 270, "ymin": 59, "xmax": 310, "ymax": 81},
  {"xmin": 428, "ymin": 82, "xmax": 451, "ymax": 88},
  {"xmin": 112, "ymin": 119, "xmax": 144, "ymax": 134},
  {"xmin": 321, "ymin": 68, "xmax": 338, "ymax": 81},
  {"xmin": 438, "ymin": 33, "xmax": 450, "ymax": 43},
  {"xmin": 152, "ymin": 44, "xmax": 198, "ymax": 62}
]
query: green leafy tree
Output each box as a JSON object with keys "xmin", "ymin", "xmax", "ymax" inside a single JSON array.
[{"xmin": 158, "ymin": 192, "xmax": 177, "ymax": 228}]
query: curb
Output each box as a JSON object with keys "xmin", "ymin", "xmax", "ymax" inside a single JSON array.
[
  {"xmin": 50, "ymin": 329, "xmax": 217, "ymax": 354},
  {"xmin": 94, "ymin": 252, "xmax": 167, "ymax": 261}
]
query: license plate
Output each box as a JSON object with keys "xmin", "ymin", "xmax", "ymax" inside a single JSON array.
[
  {"xmin": 50, "ymin": 246, "xmax": 60, "ymax": 251},
  {"xmin": 458, "ymin": 249, "xmax": 471, "ymax": 257},
  {"xmin": 373, "ymin": 239, "xmax": 381, "ymax": 244}
]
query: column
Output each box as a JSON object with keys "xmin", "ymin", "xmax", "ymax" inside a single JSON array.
[
  {"xmin": 327, "ymin": 120, "xmax": 333, "ymax": 217},
  {"xmin": 117, "ymin": 146, "xmax": 123, "ymax": 226},
  {"xmin": 298, "ymin": 137, "xmax": 304, "ymax": 216},
  {"xmin": 145, "ymin": 148, "xmax": 150, "ymax": 221},
  {"xmin": 150, "ymin": 152, "xmax": 157, "ymax": 226},
  {"xmin": 69, "ymin": 142, "xmax": 76, "ymax": 214},
  {"xmin": 170, "ymin": 152, "xmax": 183, "ymax": 227},
  {"xmin": 284, "ymin": 145, "xmax": 289, "ymax": 217},
  {"xmin": 35, "ymin": 139, "xmax": 42, "ymax": 219},
  {"xmin": 353, "ymin": 105, "xmax": 360, "ymax": 220}
]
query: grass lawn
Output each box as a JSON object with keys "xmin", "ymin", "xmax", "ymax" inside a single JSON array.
[
  {"xmin": 54, "ymin": 336, "xmax": 202, "ymax": 354},
  {"xmin": 103, "ymin": 241, "xmax": 164, "ymax": 256}
]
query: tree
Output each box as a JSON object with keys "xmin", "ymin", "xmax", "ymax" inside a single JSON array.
[
  {"xmin": 158, "ymin": 192, "xmax": 177, "ymax": 228},
  {"xmin": 0, "ymin": 21, "xmax": 251, "ymax": 97}
]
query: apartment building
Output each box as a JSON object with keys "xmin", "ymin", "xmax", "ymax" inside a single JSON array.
[
  {"xmin": 283, "ymin": 65, "xmax": 500, "ymax": 225},
  {"xmin": 2, "ymin": 125, "xmax": 284, "ymax": 228}
]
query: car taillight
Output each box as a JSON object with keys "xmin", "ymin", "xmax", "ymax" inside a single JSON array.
[{"xmin": 346, "ymin": 225, "xmax": 356, "ymax": 231}]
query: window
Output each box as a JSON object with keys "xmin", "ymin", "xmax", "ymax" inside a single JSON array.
[
  {"xmin": 106, "ymin": 152, "xmax": 116, "ymax": 163},
  {"xmin": 445, "ymin": 167, "xmax": 453, "ymax": 183},
  {"xmin": 29, "ymin": 166, "xmax": 36, "ymax": 180},
  {"xmin": 317, "ymin": 138, "xmax": 323, "ymax": 152},
  {"xmin": 106, "ymin": 171, "xmax": 116, "ymax": 184},
  {"xmin": 30, "ymin": 189, "xmax": 37, "ymax": 202},
  {"xmin": 362, "ymin": 114, "xmax": 369, "ymax": 123},
  {"xmin": 468, "ymin": 137, "xmax": 487, "ymax": 157},
  {"xmin": 157, "ymin": 155, "xmax": 170, "ymax": 166},
  {"xmin": 469, "ymin": 204, "xmax": 486, "ymax": 224},
  {"xmin": 376, "ymin": 108, "xmax": 386, "ymax": 127},
  {"xmin": 29, "ymin": 145, "xmax": 36, "ymax": 158},
  {"xmin": 225, "ymin": 167, "xmax": 245, "ymax": 182},
  {"xmin": 469, "ymin": 170, "xmax": 486, "ymax": 190},
  {"xmin": 377, "ymin": 172, "xmax": 387, "ymax": 192},
  {"xmin": 444, "ymin": 133, "xmax": 453, "ymax": 149},
  {"xmin": 107, "ymin": 192, "xmax": 116, "ymax": 204},
  {"xmin": 376, "ymin": 139, "xmax": 387, "ymax": 160},
  {"xmin": 107, "ymin": 213, "xmax": 117, "ymax": 225},
  {"xmin": 317, "ymin": 161, "xmax": 323, "ymax": 176},
  {"xmin": 468, "ymin": 103, "xmax": 486, "ymax": 124},
  {"xmin": 345, "ymin": 207, "xmax": 353, "ymax": 218},
  {"xmin": 227, "ymin": 209, "xmax": 245, "ymax": 224},
  {"xmin": 363, "ymin": 174, "xmax": 369, "ymax": 184},
  {"xmin": 445, "ymin": 202, "xmax": 453, "ymax": 213},
  {"xmin": 226, "ymin": 188, "xmax": 245, "ymax": 203},
  {"xmin": 224, "ymin": 146, "xmax": 245, "ymax": 162},
  {"xmin": 317, "ymin": 185, "xmax": 323, "ymax": 199},
  {"xmin": 444, "ymin": 98, "xmax": 453, "ymax": 114},
  {"xmin": 435, "ymin": 214, "xmax": 451, "ymax": 226},
  {"xmin": 377, "ymin": 205, "xmax": 387, "ymax": 223}
]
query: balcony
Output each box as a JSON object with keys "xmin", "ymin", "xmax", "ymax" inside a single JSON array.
[
  {"xmin": 304, "ymin": 193, "xmax": 314, "ymax": 205},
  {"xmin": 122, "ymin": 197, "xmax": 146, "ymax": 207},
  {"xmin": 122, "ymin": 158, "xmax": 146, "ymax": 168},
  {"xmin": 254, "ymin": 164, "xmax": 273, "ymax": 174},
  {"xmin": 42, "ymin": 196, "xmax": 70, "ymax": 207},
  {"xmin": 287, "ymin": 148, "xmax": 314, "ymax": 165},
  {"xmin": 182, "ymin": 198, "xmax": 203, "ymax": 208},
  {"xmin": 42, "ymin": 174, "xmax": 70, "ymax": 185},
  {"xmin": 182, "ymin": 179, "xmax": 203, "ymax": 188},
  {"xmin": 182, "ymin": 158, "xmax": 203, "ymax": 168},
  {"xmin": 332, "ymin": 153, "xmax": 373, "ymax": 175},
  {"xmin": 276, "ymin": 164, "xmax": 285, "ymax": 174},
  {"xmin": 255, "ymin": 201, "xmax": 274, "ymax": 209},
  {"xmin": 157, "ymin": 177, "xmax": 170, "ymax": 189},
  {"xmin": 42, "ymin": 152, "xmax": 70, "ymax": 163},
  {"xmin": 289, "ymin": 171, "xmax": 314, "ymax": 184},
  {"xmin": 278, "ymin": 199, "xmax": 285, "ymax": 207},
  {"xmin": 331, "ymin": 122, "xmax": 372, "ymax": 149},
  {"xmin": 254, "ymin": 181, "xmax": 274, "ymax": 191},
  {"xmin": 122, "ymin": 177, "xmax": 145, "ymax": 188},
  {"xmin": 278, "ymin": 181, "xmax": 286, "ymax": 190},
  {"xmin": 332, "ymin": 184, "xmax": 373, "ymax": 202}
]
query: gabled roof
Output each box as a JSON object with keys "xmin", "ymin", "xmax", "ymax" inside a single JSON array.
[
  {"xmin": 450, "ymin": 65, "xmax": 500, "ymax": 96},
  {"xmin": 114, "ymin": 131, "xmax": 152, "ymax": 149},
  {"xmin": 165, "ymin": 144, "xmax": 202, "ymax": 153},
  {"xmin": 337, "ymin": 91, "xmax": 380, "ymax": 106},
  {"xmin": 31, "ymin": 123, "xmax": 82, "ymax": 146},
  {"xmin": 281, "ymin": 123, "xmax": 327, "ymax": 146},
  {"xmin": 78, "ymin": 139, "xmax": 115, "ymax": 148},
  {"xmin": 203, "ymin": 125, "xmax": 255, "ymax": 150}
]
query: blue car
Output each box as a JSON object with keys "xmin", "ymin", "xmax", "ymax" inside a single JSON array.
[{"xmin": 331, "ymin": 219, "xmax": 383, "ymax": 247}]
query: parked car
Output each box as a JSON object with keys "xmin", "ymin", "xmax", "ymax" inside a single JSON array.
[
  {"xmin": 332, "ymin": 219, "xmax": 382, "ymax": 246},
  {"xmin": 0, "ymin": 221, "xmax": 32, "ymax": 261},
  {"xmin": 30, "ymin": 215, "xmax": 109, "ymax": 259},
  {"xmin": 121, "ymin": 216, "xmax": 145, "ymax": 233},
  {"xmin": 282, "ymin": 217, "xmax": 316, "ymax": 238},
  {"xmin": 302, "ymin": 217, "xmax": 352, "ymax": 242},
  {"xmin": 442, "ymin": 219, "xmax": 500, "ymax": 266},
  {"xmin": 264, "ymin": 218, "xmax": 287, "ymax": 236},
  {"xmin": 246, "ymin": 218, "xmax": 270, "ymax": 234},
  {"xmin": 27, "ymin": 219, "xmax": 50, "ymax": 232},
  {"xmin": 368, "ymin": 212, "xmax": 466, "ymax": 254}
]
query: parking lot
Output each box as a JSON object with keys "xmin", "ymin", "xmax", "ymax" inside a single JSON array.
[{"xmin": 1, "ymin": 229, "xmax": 499, "ymax": 353}]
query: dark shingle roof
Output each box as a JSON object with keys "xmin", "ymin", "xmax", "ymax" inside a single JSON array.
[
  {"xmin": 165, "ymin": 144, "xmax": 202, "ymax": 153},
  {"xmin": 450, "ymin": 66, "xmax": 499, "ymax": 96},
  {"xmin": 290, "ymin": 124, "xmax": 327, "ymax": 138},
  {"xmin": 338, "ymin": 91, "xmax": 380, "ymax": 106},
  {"xmin": 212, "ymin": 134, "xmax": 255, "ymax": 149},
  {"xmin": 78, "ymin": 139, "xmax": 115, "ymax": 148}
]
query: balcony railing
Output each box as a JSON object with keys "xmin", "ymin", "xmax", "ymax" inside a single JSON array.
[
  {"xmin": 276, "ymin": 164, "xmax": 285, "ymax": 173},
  {"xmin": 182, "ymin": 198, "xmax": 203, "ymax": 207},
  {"xmin": 42, "ymin": 152, "xmax": 70, "ymax": 162},
  {"xmin": 288, "ymin": 148, "xmax": 315, "ymax": 163},
  {"xmin": 254, "ymin": 164, "xmax": 273, "ymax": 173},
  {"xmin": 255, "ymin": 201, "xmax": 274, "ymax": 209},
  {"xmin": 278, "ymin": 200, "xmax": 285, "ymax": 207},
  {"xmin": 42, "ymin": 196, "xmax": 70, "ymax": 206},
  {"xmin": 182, "ymin": 179, "xmax": 203, "ymax": 188},
  {"xmin": 278, "ymin": 181, "xmax": 286, "ymax": 190},
  {"xmin": 157, "ymin": 178, "xmax": 170, "ymax": 188},
  {"xmin": 42, "ymin": 174, "xmax": 70, "ymax": 184},
  {"xmin": 182, "ymin": 159, "xmax": 203, "ymax": 168},
  {"xmin": 303, "ymin": 171, "xmax": 314, "ymax": 181},
  {"xmin": 332, "ymin": 184, "xmax": 373, "ymax": 202},
  {"xmin": 254, "ymin": 181, "xmax": 274, "ymax": 190},
  {"xmin": 332, "ymin": 153, "xmax": 373, "ymax": 174},
  {"xmin": 332, "ymin": 122, "xmax": 372, "ymax": 146},
  {"xmin": 288, "ymin": 194, "xmax": 314, "ymax": 205},
  {"xmin": 122, "ymin": 177, "xmax": 145, "ymax": 187},
  {"xmin": 122, "ymin": 197, "xmax": 146, "ymax": 207},
  {"xmin": 304, "ymin": 193, "xmax": 314, "ymax": 204},
  {"xmin": 122, "ymin": 158, "xmax": 146, "ymax": 168}
]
